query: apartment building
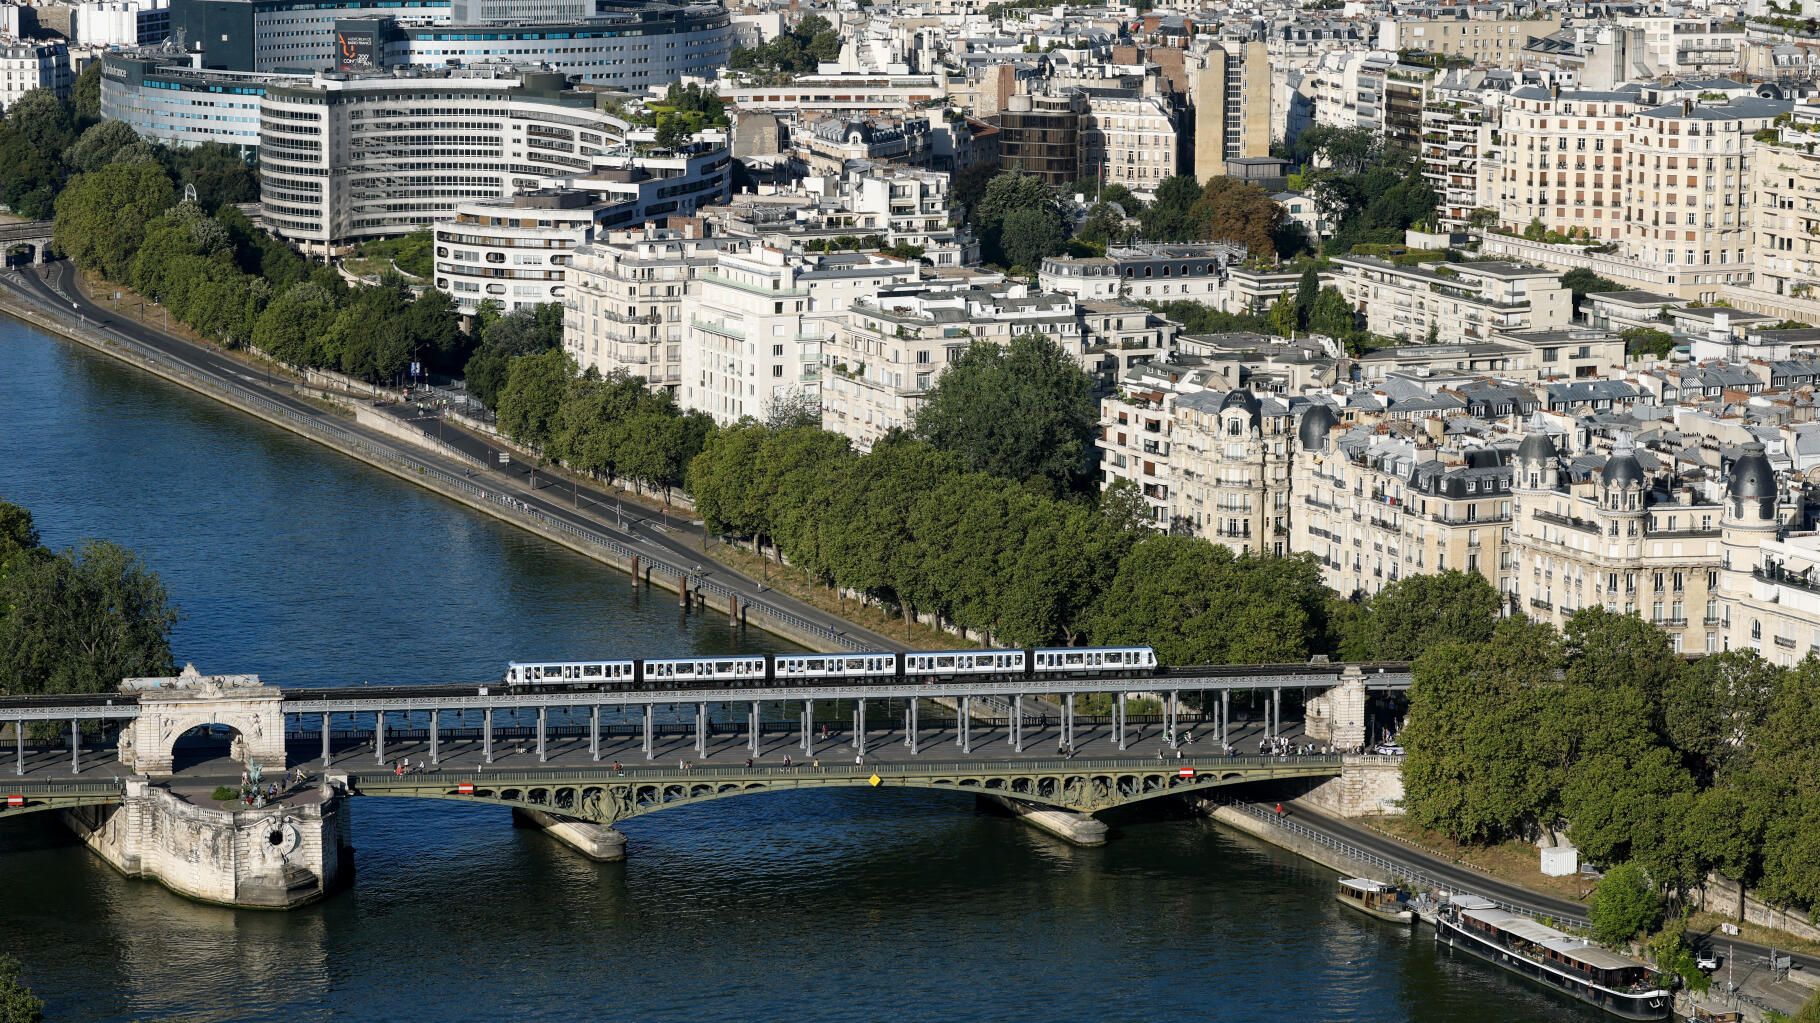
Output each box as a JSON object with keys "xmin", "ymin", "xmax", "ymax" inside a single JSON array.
[
  {"xmin": 1331, "ymin": 257, "xmax": 1573, "ymax": 343},
  {"xmin": 431, "ymin": 190, "xmax": 609, "ymax": 316},
  {"xmin": 1494, "ymin": 87, "xmax": 1638, "ymax": 243},
  {"xmin": 1623, "ymin": 97, "xmax": 1788, "ymax": 300},
  {"xmin": 1291, "ymin": 408, "xmax": 1514, "ymax": 597},
  {"xmin": 1508, "ymin": 428, "xmax": 1728, "ymax": 653},
  {"xmin": 1038, "ymin": 242, "xmax": 1246, "ymax": 303},
  {"xmin": 1379, "ymin": 15, "xmax": 1565, "ymax": 68},
  {"xmin": 993, "ymin": 91, "xmax": 1084, "ymax": 186},
  {"xmin": 562, "ymin": 230, "xmax": 747, "ymax": 393},
  {"xmin": 1188, "ymin": 40, "xmax": 1272, "ymax": 182},
  {"xmin": 819, "ymin": 281, "xmax": 1080, "ymax": 448},
  {"xmin": 1167, "ymin": 389, "xmax": 1296, "ymax": 556},
  {"xmin": 1721, "ymin": 444, "xmax": 1820, "ymax": 664},
  {"xmin": 1421, "ymin": 90, "xmax": 1491, "ymax": 234},
  {"xmin": 684, "ymin": 247, "xmax": 918, "ymax": 425},
  {"xmin": 0, "ymin": 40, "xmax": 72, "ymax": 114},
  {"xmin": 1077, "ymin": 87, "xmax": 1179, "ymax": 201}
]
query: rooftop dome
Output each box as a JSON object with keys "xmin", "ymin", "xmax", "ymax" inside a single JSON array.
[
  {"xmin": 1600, "ymin": 434, "xmax": 1645, "ymax": 488},
  {"xmin": 1219, "ymin": 389, "xmax": 1262, "ymax": 419},
  {"xmin": 1464, "ymin": 447, "xmax": 1505, "ymax": 470},
  {"xmin": 1728, "ymin": 443, "xmax": 1777, "ymax": 501},
  {"xmin": 1516, "ymin": 430, "xmax": 1558, "ymax": 463},
  {"xmin": 1296, "ymin": 403, "xmax": 1338, "ymax": 448}
]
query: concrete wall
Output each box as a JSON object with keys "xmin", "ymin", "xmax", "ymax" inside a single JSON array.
[
  {"xmin": 1297, "ymin": 755, "xmax": 1405, "ymax": 818},
  {"xmin": 1197, "ymin": 800, "xmax": 1381, "ymax": 876},
  {"xmin": 1697, "ymin": 874, "xmax": 1820, "ymax": 944},
  {"xmin": 62, "ymin": 780, "xmax": 351, "ymax": 909}
]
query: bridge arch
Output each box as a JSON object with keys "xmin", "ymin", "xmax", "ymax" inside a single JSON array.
[{"xmin": 347, "ymin": 759, "xmax": 1342, "ymax": 828}]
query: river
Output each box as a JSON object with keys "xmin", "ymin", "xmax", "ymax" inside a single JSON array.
[{"xmin": 0, "ymin": 319, "xmax": 1603, "ymax": 1023}]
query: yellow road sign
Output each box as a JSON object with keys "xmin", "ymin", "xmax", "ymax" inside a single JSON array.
[{"xmin": 868, "ymin": 773, "xmax": 882, "ymax": 787}]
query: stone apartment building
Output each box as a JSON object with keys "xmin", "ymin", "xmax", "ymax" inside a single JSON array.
[
  {"xmin": 1330, "ymin": 257, "xmax": 1573, "ymax": 343},
  {"xmin": 563, "ymin": 229, "xmax": 746, "ymax": 394}
]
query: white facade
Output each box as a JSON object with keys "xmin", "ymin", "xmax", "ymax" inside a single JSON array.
[
  {"xmin": 432, "ymin": 191, "xmax": 606, "ymax": 316},
  {"xmin": 0, "ymin": 40, "xmax": 73, "ymax": 114},
  {"xmin": 73, "ymin": 0, "xmax": 170, "ymax": 46},
  {"xmin": 563, "ymin": 230, "xmax": 745, "ymax": 393},
  {"xmin": 682, "ymin": 248, "xmax": 917, "ymax": 424},
  {"xmin": 257, "ymin": 65, "xmax": 730, "ymax": 250}
]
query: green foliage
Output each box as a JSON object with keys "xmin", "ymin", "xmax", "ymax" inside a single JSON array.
[
  {"xmin": 1590, "ymin": 862, "xmax": 1662, "ymax": 945},
  {"xmin": 0, "ymin": 953, "xmax": 43, "ymax": 1023},
  {"xmin": 969, "ymin": 172, "xmax": 1066, "ymax": 269},
  {"xmin": 359, "ymin": 230, "xmax": 433, "ymax": 279},
  {"xmin": 911, "ymin": 332, "xmax": 1097, "ymax": 496},
  {"xmin": 53, "ymin": 161, "xmax": 176, "ymax": 281},
  {"xmin": 1338, "ymin": 571, "xmax": 1501, "ymax": 660},
  {"xmin": 495, "ymin": 348, "xmax": 576, "ymax": 449},
  {"xmin": 1563, "ymin": 267, "xmax": 1623, "ymax": 303},
  {"xmin": 1622, "ymin": 327, "xmax": 1676, "ymax": 359},
  {"xmin": 1286, "ymin": 127, "xmax": 1436, "ymax": 252},
  {"xmin": 1089, "ymin": 536, "xmax": 1330, "ymax": 664},
  {"xmin": 0, "ymin": 506, "xmax": 178, "ymax": 700},
  {"xmin": 1139, "ymin": 175, "xmax": 1203, "ymax": 243},
  {"xmin": 1648, "ymin": 918, "xmax": 1711, "ymax": 994},
  {"xmin": 728, "ymin": 14, "xmax": 841, "ymax": 74},
  {"xmin": 465, "ymin": 304, "xmax": 564, "ymax": 408},
  {"xmin": 1139, "ymin": 299, "xmax": 1274, "ymax": 336},
  {"xmin": 211, "ymin": 785, "xmax": 239, "ymax": 801}
]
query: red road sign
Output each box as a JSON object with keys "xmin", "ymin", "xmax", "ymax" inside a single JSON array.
[
  {"xmin": 1177, "ymin": 767, "xmax": 1196, "ymax": 779},
  {"xmin": 5, "ymin": 795, "xmax": 23, "ymax": 807},
  {"xmin": 457, "ymin": 782, "xmax": 475, "ymax": 795}
]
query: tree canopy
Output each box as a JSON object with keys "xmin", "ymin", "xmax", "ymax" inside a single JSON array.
[{"xmin": 911, "ymin": 332, "xmax": 1097, "ymax": 495}]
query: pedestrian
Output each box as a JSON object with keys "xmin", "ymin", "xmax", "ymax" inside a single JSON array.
[
  {"xmin": 744, "ymin": 757, "xmax": 753, "ymax": 768},
  {"xmin": 812, "ymin": 758, "xmax": 820, "ymax": 769},
  {"xmin": 854, "ymin": 753, "xmax": 863, "ymax": 765}
]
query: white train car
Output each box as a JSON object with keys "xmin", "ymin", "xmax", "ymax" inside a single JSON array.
[
  {"xmin": 903, "ymin": 649, "xmax": 1026, "ymax": 678},
  {"xmin": 640, "ymin": 656, "xmax": 769, "ymax": 683},
  {"xmin": 505, "ymin": 660, "xmax": 636, "ymax": 685},
  {"xmin": 1031, "ymin": 646, "xmax": 1157, "ymax": 675},
  {"xmin": 775, "ymin": 652, "xmax": 898, "ymax": 680}
]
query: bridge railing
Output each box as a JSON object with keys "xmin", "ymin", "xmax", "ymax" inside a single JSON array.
[
  {"xmin": 348, "ymin": 754, "xmax": 1344, "ymax": 784},
  {"xmin": 1215, "ymin": 799, "xmax": 1589, "ymax": 930}
]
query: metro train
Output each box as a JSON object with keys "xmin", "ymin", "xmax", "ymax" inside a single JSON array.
[{"xmin": 502, "ymin": 646, "xmax": 1159, "ymax": 689}]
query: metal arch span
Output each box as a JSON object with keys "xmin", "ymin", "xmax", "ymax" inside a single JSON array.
[
  {"xmin": 343, "ymin": 754, "xmax": 1343, "ymax": 825},
  {"xmin": 0, "ymin": 779, "xmax": 126, "ymax": 819}
]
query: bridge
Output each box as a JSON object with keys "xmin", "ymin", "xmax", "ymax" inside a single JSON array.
[
  {"xmin": 0, "ymin": 221, "xmax": 53, "ymax": 265},
  {"xmin": 0, "ymin": 664, "xmax": 1404, "ymax": 906}
]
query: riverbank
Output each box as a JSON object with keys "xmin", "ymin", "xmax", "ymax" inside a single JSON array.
[{"xmin": 0, "ymin": 265, "xmax": 900, "ymax": 655}]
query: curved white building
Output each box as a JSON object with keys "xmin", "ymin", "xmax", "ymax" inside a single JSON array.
[{"xmin": 258, "ymin": 64, "xmax": 730, "ymax": 250}]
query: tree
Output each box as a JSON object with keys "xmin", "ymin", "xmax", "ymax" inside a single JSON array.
[
  {"xmin": 997, "ymin": 206, "xmax": 1065, "ymax": 270},
  {"xmin": 495, "ymin": 348, "xmax": 576, "ymax": 448},
  {"xmin": 1621, "ymin": 327, "xmax": 1676, "ymax": 360},
  {"xmin": 1664, "ymin": 650, "xmax": 1779, "ymax": 785},
  {"xmin": 1350, "ymin": 571, "xmax": 1501, "ymax": 660},
  {"xmin": 52, "ymin": 161, "xmax": 176, "ymax": 280},
  {"xmin": 0, "ymin": 502, "xmax": 39, "ymax": 567},
  {"xmin": 1090, "ymin": 536, "xmax": 1329, "ymax": 664},
  {"xmin": 655, "ymin": 116, "xmax": 693, "ymax": 151},
  {"xmin": 1190, "ymin": 177, "xmax": 1284, "ymax": 257},
  {"xmin": 1139, "ymin": 175, "xmax": 1202, "ymax": 242},
  {"xmin": 0, "ymin": 539, "xmax": 178, "ymax": 698},
  {"xmin": 1308, "ymin": 287, "xmax": 1358, "ymax": 339},
  {"xmin": 969, "ymin": 172, "xmax": 1065, "ymax": 269},
  {"xmin": 404, "ymin": 288, "xmax": 467, "ymax": 373},
  {"xmin": 64, "ymin": 120, "xmax": 143, "ymax": 173},
  {"xmin": 1399, "ymin": 615, "xmax": 1565, "ymax": 843},
  {"xmin": 912, "ymin": 332, "xmax": 1097, "ymax": 494},
  {"xmin": 1589, "ymin": 862, "xmax": 1662, "ymax": 945},
  {"xmin": 251, "ymin": 282, "xmax": 340, "ymax": 367},
  {"xmin": 73, "ymin": 60, "xmax": 102, "ymax": 124},
  {"xmin": 1562, "ymin": 267, "xmax": 1622, "ymax": 304},
  {"xmin": 1293, "ymin": 266, "xmax": 1320, "ymax": 326},
  {"xmin": 0, "ymin": 954, "xmax": 43, "ymax": 1023}
]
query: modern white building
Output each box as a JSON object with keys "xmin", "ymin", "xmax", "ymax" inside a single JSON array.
[
  {"xmin": 431, "ymin": 189, "xmax": 611, "ymax": 315},
  {"xmin": 256, "ymin": 65, "xmax": 730, "ymax": 252},
  {"xmin": 682, "ymin": 247, "xmax": 917, "ymax": 424},
  {"xmin": 100, "ymin": 50, "xmax": 269, "ymax": 151}
]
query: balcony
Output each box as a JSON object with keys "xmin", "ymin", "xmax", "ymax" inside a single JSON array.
[
  {"xmin": 1530, "ymin": 597, "xmax": 1553, "ymax": 611},
  {"xmin": 1754, "ymin": 564, "xmax": 1820, "ymax": 597},
  {"xmin": 1533, "ymin": 509, "xmax": 1601, "ymax": 535}
]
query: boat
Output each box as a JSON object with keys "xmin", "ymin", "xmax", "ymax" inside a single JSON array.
[
  {"xmin": 1434, "ymin": 895, "xmax": 1672, "ymax": 1021},
  {"xmin": 1336, "ymin": 877, "xmax": 1415, "ymax": 924}
]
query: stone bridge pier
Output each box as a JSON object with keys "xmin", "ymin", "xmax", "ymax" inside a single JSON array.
[
  {"xmin": 0, "ymin": 224, "xmax": 54, "ymax": 266},
  {"xmin": 1301, "ymin": 666, "xmax": 1369, "ymax": 751}
]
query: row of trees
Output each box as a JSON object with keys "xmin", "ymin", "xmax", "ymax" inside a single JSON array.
[
  {"xmin": 490, "ymin": 351, "xmax": 715, "ymax": 498},
  {"xmin": 0, "ymin": 502, "xmax": 177, "ymax": 701},
  {"xmin": 1284, "ymin": 126, "xmax": 1439, "ymax": 254},
  {"xmin": 1402, "ymin": 604, "xmax": 1820, "ymax": 924}
]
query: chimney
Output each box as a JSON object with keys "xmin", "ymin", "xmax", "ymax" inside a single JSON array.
[{"xmin": 1682, "ymin": 97, "xmax": 1693, "ymax": 116}]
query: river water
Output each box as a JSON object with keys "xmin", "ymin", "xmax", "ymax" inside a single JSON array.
[{"xmin": 0, "ymin": 320, "xmax": 1602, "ymax": 1023}]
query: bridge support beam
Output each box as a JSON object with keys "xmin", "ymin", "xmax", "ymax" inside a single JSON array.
[
  {"xmin": 1272, "ymin": 687, "xmax": 1281, "ymax": 739},
  {"xmin": 1221, "ymin": 691, "xmax": 1230, "ymax": 752},
  {"xmin": 642, "ymin": 704, "xmax": 653, "ymax": 761},
  {"xmin": 695, "ymin": 702, "xmax": 707, "ymax": 758},
  {"xmin": 1115, "ymin": 693, "xmax": 1126, "ymax": 751},
  {"xmin": 322, "ymin": 712, "xmax": 331, "ymax": 767},
  {"xmin": 590, "ymin": 705, "xmax": 601, "ymax": 762},
  {"xmin": 511, "ymin": 808, "xmax": 626, "ymax": 862},
  {"xmin": 484, "ymin": 708, "xmax": 494, "ymax": 764},
  {"xmin": 856, "ymin": 698, "xmax": 866, "ymax": 759},
  {"xmin": 907, "ymin": 698, "xmax": 919, "ymax": 755},
  {"xmin": 430, "ymin": 711, "xmax": 440, "ymax": 766},
  {"xmin": 70, "ymin": 719, "xmax": 79, "ymax": 775},
  {"xmin": 537, "ymin": 707, "xmax": 547, "ymax": 763},
  {"xmin": 15, "ymin": 724, "xmax": 23, "ymax": 777},
  {"xmin": 1013, "ymin": 695, "xmax": 1023, "ymax": 753},
  {"xmin": 1064, "ymin": 693, "xmax": 1075, "ymax": 750},
  {"xmin": 748, "ymin": 701, "xmax": 759, "ymax": 757},
  {"xmin": 803, "ymin": 699, "xmax": 813, "ymax": 757}
]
